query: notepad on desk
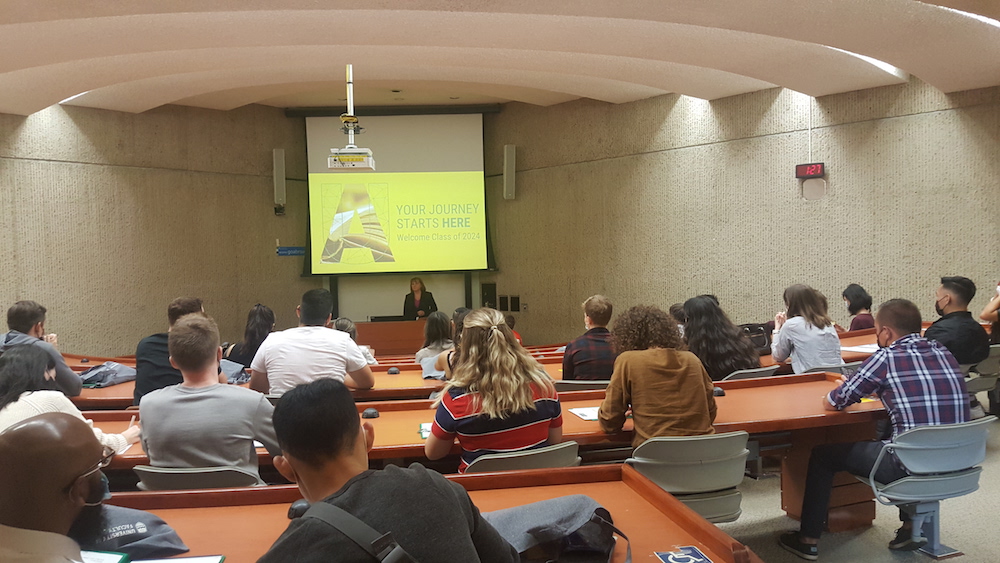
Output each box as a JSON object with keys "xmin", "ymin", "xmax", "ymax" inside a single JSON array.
[
  {"xmin": 841, "ymin": 344, "xmax": 879, "ymax": 353},
  {"xmin": 419, "ymin": 422, "xmax": 432, "ymax": 439},
  {"xmin": 135, "ymin": 557, "xmax": 226, "ymax": 563},
  {"xmin": 569, "ymin": 407, "xmax": 600, "ymax": 421}
]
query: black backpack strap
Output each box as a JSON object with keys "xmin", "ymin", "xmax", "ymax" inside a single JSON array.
[{"xmin": 303, "ymin": 502, "xmax": 416, "ymax": 562}]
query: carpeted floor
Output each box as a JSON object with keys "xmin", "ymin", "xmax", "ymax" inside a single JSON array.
[{"xmin": 716, "ymin": 414, "xmax": 998, "ymax": 562}]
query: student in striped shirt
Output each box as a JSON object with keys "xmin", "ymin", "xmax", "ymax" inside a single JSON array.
[{"xmin": 425, "ymin": 308, "xmax": 562, "ymax": 473}]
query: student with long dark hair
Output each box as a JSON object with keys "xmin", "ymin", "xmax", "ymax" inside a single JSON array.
[
  {"xmin": 434, "ymin": 307, "xmax": 471, "ymax": 378},
  {"xmin": 225, "ymin": 304, "xmax": 275, "ymax": 367},
  {"xmin": 683, "ymin": 296, "xmax": 760, "ymax": 381},
  {"xmin": 842, "ymin": 284, "xmax": 875, "ymax": 331},
  {"xmin": 772, "ymin": 285, "xmax": 843, "ymax": 373},
  {"xmin": 415, "ymin": 311, "xmax": 453, "ymax": 363},
  {"xmin": 0, "ymin": 346, "xmax": 140, "ymax": 451}
]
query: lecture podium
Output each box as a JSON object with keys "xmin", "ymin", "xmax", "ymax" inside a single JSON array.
[{"xmin": 108, "ymin": 464, "xmax": 764, "ymax": 563}]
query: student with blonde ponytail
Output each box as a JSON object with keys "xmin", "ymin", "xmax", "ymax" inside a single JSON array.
[{"xmin": 424, "ymin": 308, "xmax": 563, "ymax": 472}]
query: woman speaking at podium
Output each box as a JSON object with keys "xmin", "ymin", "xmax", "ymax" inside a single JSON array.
[{"xmin": 404, "ymin": 277, "xmax": 438, "ymax": 319}]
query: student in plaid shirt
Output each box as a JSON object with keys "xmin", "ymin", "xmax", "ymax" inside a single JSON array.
[
  {"xmin": 561, "ymin": 295, "xmax": 617, "ymax": 380},
  {"xmin": 780, "ymin": 299, "xmax": 969, "ymax": 560}
]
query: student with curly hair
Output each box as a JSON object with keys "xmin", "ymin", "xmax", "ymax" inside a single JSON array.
[
  {"xmin": 424, "ymin": 308, "xmax": 562, "ymax": 473},
  {"xmin": 598, "ymin": 305, "xmax": 716, "ymax": 447},
  {"xmin": 683, "ymin": 296, "xmax": 760, "ymax": 381}
]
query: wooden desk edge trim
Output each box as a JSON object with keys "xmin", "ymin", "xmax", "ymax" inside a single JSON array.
[{"xmin": 620, "ymin": 465, "xmax": 762, "ymax": 563}]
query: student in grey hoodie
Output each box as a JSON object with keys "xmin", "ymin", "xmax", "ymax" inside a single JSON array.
[{"xmin": 0, "ymin": 301, "xmax": 81, "ymax": 396}]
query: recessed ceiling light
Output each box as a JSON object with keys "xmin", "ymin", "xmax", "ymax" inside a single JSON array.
[
  {"xmin": 391, "ymin": 89, "xmax": 401, "ymax": 93},
  {"xmin": 449, "ymin": 97, "xmax": 460, "ymax": 100},
  {"xmin": 59, "ymin": 91, "xmax": 89, "ymax": 104}
]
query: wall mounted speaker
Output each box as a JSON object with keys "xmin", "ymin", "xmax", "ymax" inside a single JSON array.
[{"xmin": 802, "ymin": 178, "xmax": 827, "ymax": 201}]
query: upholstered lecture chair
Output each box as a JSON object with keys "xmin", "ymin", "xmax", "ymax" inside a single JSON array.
[
  {"xmin": 464, "ymin": 441, "xmax": 581, "ymax": 473},
  {"xmin": 625, "ymin": 431, "xmax": 750, "ymax": 523},
  {"xmin": 721, "ymin": 366, "xmax": 779, "ymax": 381},
  {"xmin": 857, "ymin": 416, "xmax": 995, "ymax": 558},
  {"xmin": 133, "ymin": 465, "xmax": 264, "ymax": 490}
]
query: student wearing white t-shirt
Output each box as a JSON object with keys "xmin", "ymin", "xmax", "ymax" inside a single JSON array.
[{"xmin": 249, "ymin": 289, "xmax": 375, "ymax": 395}]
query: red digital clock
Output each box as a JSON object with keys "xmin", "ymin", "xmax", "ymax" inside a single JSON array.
[{"xmin": 795, "ymin": 162, "xmax": 825, "ymax": 179}]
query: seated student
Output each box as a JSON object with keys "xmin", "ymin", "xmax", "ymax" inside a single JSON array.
[
  {"xmin": 434, "ymin": 307, "xmax": 472, "ymax": 378},
  {"xmin": 779, "ymin": 299, "xmax": 969, "ymax": 560},
  {"xmin": 224, "ymin": 304, "xmax": 274, "ymax": 368},
  {"xmin": 925, "ymin": 276, "xmax": 990, "ymax": 365},
  {"xmin": 979, "ymin": 279, "xmax": 1000, "ymax": 344},
  {"xmin": 250, "ymin": 289, "xmax": 374, "ymax": 395},
  {"xmin": 332, "ymin": 318, "xmax": 378, "ymax": 365},
  {"xmin": 562, "ymin": 295, "xmax": 617, "ymax": 380},
  {"xmin": 0, "ymin": 346, "xmax": 140, "ymax": 452},
  {"xmin": 772, "ymin": 285, "xmax": 843, "ymax": 373},
  {"xmin": 598, "ymin": 305, "xmax": 716, "ymax": 446},
  {"xmin": 133, "ymin": 297, "xmax": 204, "ymax": 405},
  {"xmin": 841, "ymin": 284, "xmax": 875, "ymax": 331},
  {"xmin": 668, "ymin": 302, "xmax": 687, "ymax": 337},
  {"xmin": 0, "ymin": 300, "xmax": 81, "ymax": 397},
  {"xmin": 504, "ymin": 314, "xmax": 522, "ymax": 344},
  {"xmin": 0, "ymin": 412, "xmax": 111, "ymax": 563},
  {"xmin": 414, "ymin": 311, "xmax": 453, "ymax": 363},
  {"xmin": 682, "ymin": 296, "xmax": 760, "ymax": 381},
  {"xmin": 139, "ymin": 314, "xmax": 279, "ymax": 482},
  {"xmin": 425, "ymin": 308, "xmax": 562, "ymax": 473},
  {"xmin": 258, "ymin": 379, "xmax": 517, "ymax": 563}
]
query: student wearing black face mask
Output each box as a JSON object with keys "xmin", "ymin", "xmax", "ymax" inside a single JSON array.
[
  {"xmin": 0, "ymin": 412, "xmax": 109, "ymax": 563},
  {"xmin": 924, "ymin": 276, "xmax": 990, "ymax": 365}
]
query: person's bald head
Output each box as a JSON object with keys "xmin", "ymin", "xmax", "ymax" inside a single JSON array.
[{"xmin": 0, "ymin": 413, "xmax": 105, "ymax": 535}]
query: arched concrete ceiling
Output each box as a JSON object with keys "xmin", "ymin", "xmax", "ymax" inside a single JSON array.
[{"xmin": 0, "ymin": 1, "xmax": 996, "ymax": 115}]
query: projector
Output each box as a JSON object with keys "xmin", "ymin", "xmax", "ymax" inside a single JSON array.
[{"xmin": 328, "ymin": 147, "xmax": 375, "ymax": 171}]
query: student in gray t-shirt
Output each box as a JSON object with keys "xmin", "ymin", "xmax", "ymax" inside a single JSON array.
[{"xmin": 139, "ymin": 314, "xmax": 279, "ymax": 482}]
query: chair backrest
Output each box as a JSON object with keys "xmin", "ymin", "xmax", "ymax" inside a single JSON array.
[
  {"xmin": 626, "ymin": 431, "xmax": 750, "ymax": 494},
  {"xmin": 973, "ymin": 344, "xmax": 1000, "ymax": 376},
  {"xmin": 134, "ymin": 465, "xmax": 263, "ymax": 491},
  {"xmin": 464, "ymin": 441, "xmax": 581, "ymax": 473},
  {"xmin": 554, "ymin": 380, "xmax": 611, "ymax": 392},
  {"xmin": 890, "ymin": 416, "xmax": 995, "ymax": 475},
  {"xmin": 721, "ymin": 366, "xmax": 779, "ymax": 381},
  {"xmin": 805, "ymin": 361, "xmax": 864, "ymax": 375}
]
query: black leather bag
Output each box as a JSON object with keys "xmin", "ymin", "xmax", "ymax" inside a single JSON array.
[{"xmin": 739, "ymin": 323, "xmax": 771, "ymax": 355}]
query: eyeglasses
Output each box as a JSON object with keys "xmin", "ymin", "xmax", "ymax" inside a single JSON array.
[{"xmin": 65, "ymin": 446, "xmax": 115, "ymax": 491}]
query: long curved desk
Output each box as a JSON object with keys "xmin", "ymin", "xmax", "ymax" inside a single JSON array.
[{"xmin": 107, "ymin": 464, "xmax": 763, "ymax": 563}]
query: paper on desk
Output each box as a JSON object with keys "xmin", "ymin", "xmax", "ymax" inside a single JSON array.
[
  {"xmin": 841, "ymin": 344, "xmax": 879, "ymax": 353},
  {"xmin": 569, "ymin": 407, "xmax": 599, "ymax": 421},
  {"xmin": 82, "ymin": 552, "xmax": 129, "ymax": 563},
  {"xmin": 135, "ymin": 557, "xmax": 225, "ymax": 563},
  {"xmin": 419, "ymin": 422, "xmax": 432, "ymax": 439},
  {"xmin": 253, "ymin": 440, "xmax": 264, "ymax": 448}
]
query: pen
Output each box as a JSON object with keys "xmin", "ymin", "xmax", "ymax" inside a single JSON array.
[{"xmin": 128, "ymin": 415, "xmax": 136, "ymax": 428}]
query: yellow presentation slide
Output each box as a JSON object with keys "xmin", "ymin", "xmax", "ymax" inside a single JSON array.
[{"xmin": 309, "ymin": 171, "xmax": 487, "ymax": 274}]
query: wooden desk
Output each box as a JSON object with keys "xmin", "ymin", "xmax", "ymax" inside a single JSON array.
[
  {"xmin": 65, "ymin": 353, "xmax": 136, "ymax": 372},
  {"xmin": 355, "ymin": 319, "xmax": 426, "ymax": 356},
  {"xmin": 108, "ymin": 464, "xmax": 762, "ymax": 563},
  {"xmin": 74, "ymin": 369, "xmax": 453, "ymax": 410}
]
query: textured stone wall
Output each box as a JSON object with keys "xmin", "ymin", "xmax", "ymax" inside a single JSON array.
[
  {"xmin": 484, "ymin": 78, "xmax": 1000, "ymax": 345},
  {"xmin": 0, "ymin": 104, "xmax": 321, "ymax": 355}
]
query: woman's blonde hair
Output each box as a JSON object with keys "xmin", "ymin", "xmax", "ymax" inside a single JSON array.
[{"xmin": 436, "ymin": 308, "xmax": 554, "ymax": 418}]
